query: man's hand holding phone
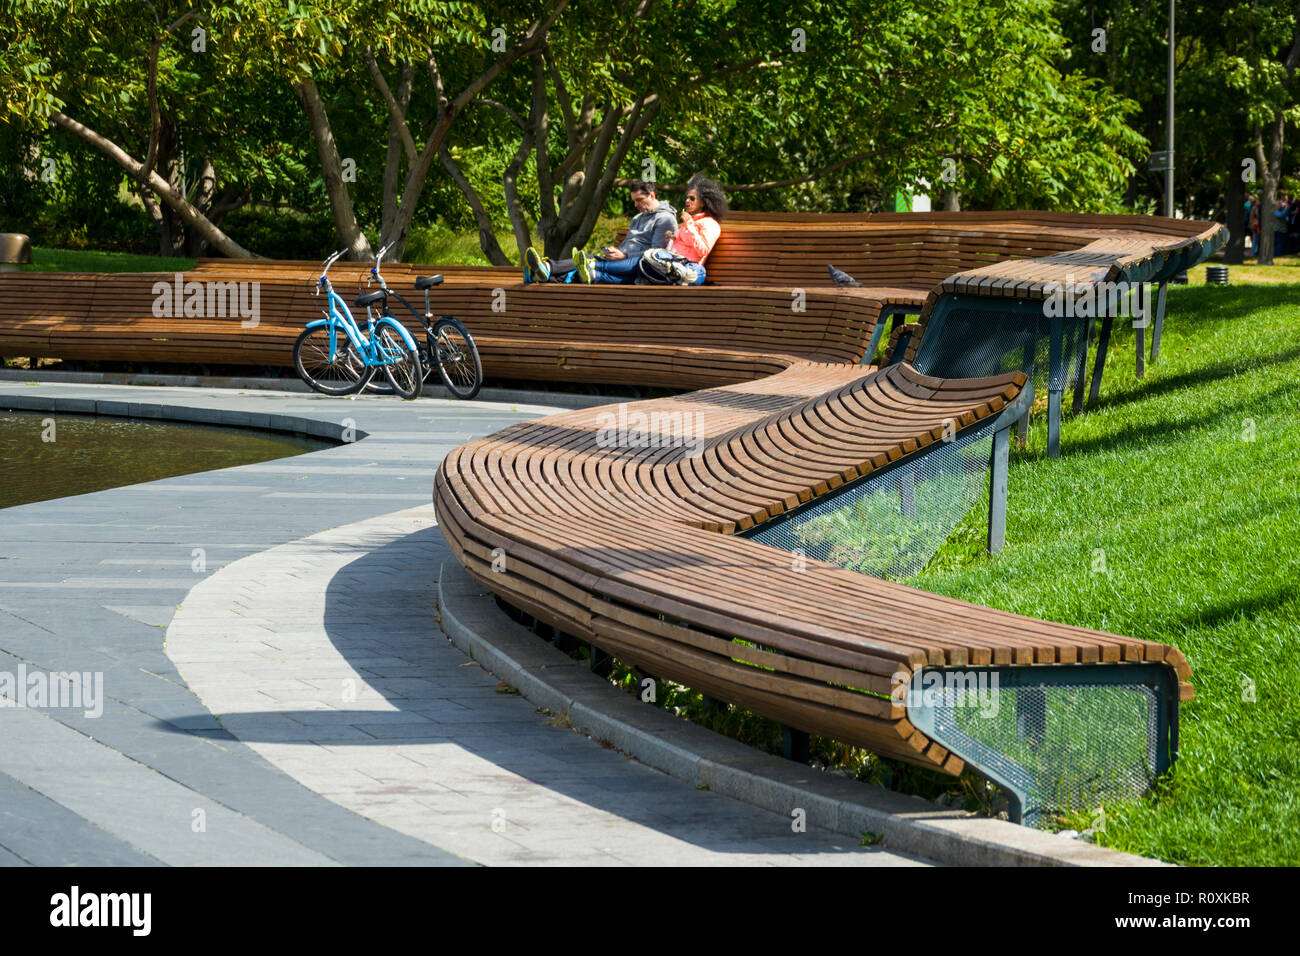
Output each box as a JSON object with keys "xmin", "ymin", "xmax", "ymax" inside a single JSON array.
[{"xmin": 603, "ymin": 246, "xmax": 625, "ymax": 260}]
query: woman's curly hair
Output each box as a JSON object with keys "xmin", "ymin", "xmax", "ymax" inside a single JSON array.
[{"xmin": 688, "ymin": 175, "xmax": 728, "ymax": 221}]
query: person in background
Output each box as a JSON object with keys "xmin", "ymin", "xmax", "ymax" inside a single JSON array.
[
  {"xmin": 1275, "ymin": 194, "xmax": 1291, "ymax": 257},
  {"xmin": 634, "ymin": 176, "xmax": 727, "ymax": 286},
  {"xmin": 1249, "ymin": 198, "xmax": 1260, "ymax": 257},
  {"xmin": 1244, "ymin": 195, "xmax": 1254, "ymax": 255},
  {"xmin": 522, "ymin": 180, "xmax": 675, "ymax": 284}
]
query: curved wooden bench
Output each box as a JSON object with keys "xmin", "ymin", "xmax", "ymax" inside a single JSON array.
[
  {"xmin": 0, "ymin": 267, "xmax": 886, "ymax": 385},
  {"xmin": 434, "ymin": 360, "xmax": 1193, "ymax": 819},
  {"xmin": 1, "ymin": 213, "xmax": 1222, "ymax": 390},
  {"xmin": 896, "ymin": 218, "xmax": 1227, "ymax": 455}
]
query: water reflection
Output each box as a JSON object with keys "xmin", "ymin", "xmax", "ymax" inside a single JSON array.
[{"xmin": 0, "ymin": 411, "xmax": 329, "ymax": 509}]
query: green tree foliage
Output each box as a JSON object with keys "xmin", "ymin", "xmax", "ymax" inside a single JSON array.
[
  {"xmin": 441, "ymin": 0, "xmax": 1149, "ymax": 262},
  {"xmin": 3, "ymin": 1, "xmax": 1174, "ymax": 263},
  {"xmin": 1058, "ymin": 0, "xmax": 1299, "ymax": 262}
]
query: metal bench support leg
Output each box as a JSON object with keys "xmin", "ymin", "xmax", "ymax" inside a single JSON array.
[
  {"xmin": 1072, "ymin": 317, "xmax": 1093, "ymax": 415},
  {"xmin": 1089, "ymin": 313, "xmax": 1114, "ymax": 407},
  {"xmin": 1047, "ymin": 316, "xmax": 1063, "ymax": 458},
  {"xmin": 1016, "ymin": 340, "xmax": 1035, "ymax": 447},
  {"xmin": 589, "ymin": 644, "xmax": 613, "ymax": 678},
  {"xmin": 1150, "ymin": 282, "xmax": 1168, "ymax": 363},
  {"xmin": 782, "ymin": 725, "xmax": 810, "ymax": 763},
  {"xmin": 1135, "ymin": 284, "xmax": 1146, "ymax": 380},
  {"xmin": 988, "ymin": 425, "xmax": 1010, "ymax": 554}
]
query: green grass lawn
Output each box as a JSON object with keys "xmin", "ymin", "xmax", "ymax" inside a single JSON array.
[
  {"xmin": 912, "ymin": 281, "xmax": 1300, "ymax": 865},
  {"xmin": 30, "ymin": 247, "xmax": 196, "ymax": 273}
]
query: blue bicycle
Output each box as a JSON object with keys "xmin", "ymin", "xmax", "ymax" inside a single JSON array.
[{"xmin": 293, "ymin": 244, "xmax": 424, "ymax": 399}]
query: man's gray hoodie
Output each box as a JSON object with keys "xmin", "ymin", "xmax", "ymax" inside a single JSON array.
[{"xmin": 618, "ymin": 200, "xmax": 677, "ymax": 256}]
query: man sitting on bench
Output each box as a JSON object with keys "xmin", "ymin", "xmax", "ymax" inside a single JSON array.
[{"xmin": 523, "ymin": 180, "xmax": 675, "ymax": 284}]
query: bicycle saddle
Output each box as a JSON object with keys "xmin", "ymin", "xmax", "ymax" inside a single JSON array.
[
  {"xmin": 353, "ymin": 289, "xmax": 388, "ymax": 308},
  {"xmin": 415, "ymin": 274, "xmax": 444, "ymax": 290}
]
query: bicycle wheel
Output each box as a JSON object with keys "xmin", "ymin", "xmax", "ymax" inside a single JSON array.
[
  {"xmin": 362, "ymin": 376, "xmax": 395, "ymax": 394},
  {"xmin": 430, "ymin": 316, "xmax": 483, "ymax": 400},
  {"xmin": 375, "ymin": 319, "xmax": 423, "ymax": 400},
  {"xmin": 293, "ymin": 325, "xmax": 370, "ymax": 395}
]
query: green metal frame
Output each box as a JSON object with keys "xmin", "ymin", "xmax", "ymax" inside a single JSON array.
[
  {"xmin": 911, "ymin": 293, "xmax": 1085, "ymax": 458},
  {"xmin": 906, "ymin": 662, "xmax": 1181, "ymax": 826},
  {"xmin": 740, "ymin": 375, "xmax": 1034, "ymax": 556}
]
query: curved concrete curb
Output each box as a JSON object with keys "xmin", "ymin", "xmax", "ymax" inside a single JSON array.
[
  {"xmin": 0, "ymin": 368, "xmax": 612, "ymax": 410},
  {"xmin": 438, "ymin": 561, "xmax": 1169, "ymax": 868},
  {"xmin": 0, "ymin": 389, "xmax": 358, "ymax": 442}
]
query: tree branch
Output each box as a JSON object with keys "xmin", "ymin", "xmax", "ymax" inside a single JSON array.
[
  {"xmin": 574, "ymin": 95, "xmax": 660, "ymax": 244},
  {"xmin": 532, "ymin": 53, "xmax": 557, "ymax": 226},
  {"xmin": 474, "ymin": 98, "xmax": 526, "ymax": 129},
  {"xmin": 438, "ymin": 144, "xmax": 511, "ymax": 265},
  {"xmin": 542, "ymin": 44, "xmax": 578, "ymax": 148},
  {"xmin": 140, "ymin": 9, "xmax": 204, "ymax": 186},
  {"xmin": 52, "ymin": 110, "xmax": 257, "ymax": 258},
  {"xmin": 392, "ymin": 0, "xmax": 571, "ymax": 249},
  {"xmin": 364, "ymin": 48, "xmax": 417, "ymax": 164}
]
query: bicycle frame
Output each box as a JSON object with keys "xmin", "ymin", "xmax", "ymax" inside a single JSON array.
[
  {"xmin": 309, "ymin": 248, "xmax": 418, "ymax": 365},
  {"xmin": 367, "ymin": 246, "xmax": 449, "ymax": 337}
]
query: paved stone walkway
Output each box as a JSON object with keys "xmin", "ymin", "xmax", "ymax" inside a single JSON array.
[
  {"xmin": 168, "ymin": 507, "xmax": 926, "ymax": 865},
  {"xmin": 0, "ymin": 381, "xmax": 930, "ymax": 866}
]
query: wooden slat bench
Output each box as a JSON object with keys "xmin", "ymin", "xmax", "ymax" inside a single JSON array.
[
  {"xmin": 895, "ymin": 218, "xmax": 1227, "ymax": 455},
  {"xmin": 0, "ymin": 213, "xmax": 1222, "ymax": 394},
  {"xmin": 434, "ymin": 359, "xmax": 1193, "ymax": 822}
]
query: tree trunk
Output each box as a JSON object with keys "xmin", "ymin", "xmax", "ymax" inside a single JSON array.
[
  {"xmin": 941, "ymin": 188, "xmax": 961, "ymax": 211},
  {"xmin": 1224, "ymin": 127, "xmax": 1245, "ymax": 266},
  {"xmin": 1254, "ymin": 23, "xmax": 1300, "ymax": 266},
  {"xmin": 295, "ymin": 78, "xmax": 372, "ymax": 261},
  {"xmin": 185, "ymin": 156, "xmax": 219, "ymax": 257},
  {"xmin": 381, "ymin": 66, "xmax": 414, "ymax": 253},
  {"xmin": 50, "ymin": 111, "xmax": 257, "ymax": 258},
  {"xmin": 138, "ymin": 118, "xmax": 185, "ymax": 256},
  {"xmin": 1255, "ymin": 122, "xmax": 1283, "ymax": 266}
]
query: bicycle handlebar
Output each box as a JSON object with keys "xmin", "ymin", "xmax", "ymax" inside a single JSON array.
[
  {"xmin": 370, "ymin": 240, "xmax": 397, "ymax": 289},
  {"xmin": 316, "ymin": 248, "xmax": 348, "ymax": 292}
]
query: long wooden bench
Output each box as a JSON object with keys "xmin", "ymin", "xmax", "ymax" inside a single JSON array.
[
  {"xmin": 0, "ymin": 256, "xmax": 889, "ymax": 387},
  {"xmin": 893, "ymin": 217, "xmax": 1226, "ymax": 455},
  {"xmin": 2, "ymin": 214, "xmax": 1220, "ymax": 383},
  {"xmin": 434, "ymin": 359, "xmax": 1192, "ymax": 823}
]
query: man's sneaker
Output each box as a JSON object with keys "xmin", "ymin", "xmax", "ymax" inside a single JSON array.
[
  {"xmin": 524, "ymin": 247, "xmax": 550, "ymax": 284},
  {"xmin": 575, "ymin": 250, "xmax": 595, "ymax": 284}
]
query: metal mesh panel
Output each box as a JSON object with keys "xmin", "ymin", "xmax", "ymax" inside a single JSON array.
[
  {"xmin": 746, "ymin": 422, "xmax": 995, "ymax": 579},
  {"xmin": 915, "ymin": 674, "xmax": 1161, "ymax": 825},
  {"xmin": 913, "ymin": 304, "xmax": 1090, "ymax": 393}
]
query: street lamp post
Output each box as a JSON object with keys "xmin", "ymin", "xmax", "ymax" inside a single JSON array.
[{"xmin": 1166, "ymin": 0, "xmax": 1175, "ymax": 218}]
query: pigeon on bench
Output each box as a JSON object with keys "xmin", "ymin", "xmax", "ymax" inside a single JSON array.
[{"xmin": 827, "ymin": 264, "xmax": 861, "ymax": 287}]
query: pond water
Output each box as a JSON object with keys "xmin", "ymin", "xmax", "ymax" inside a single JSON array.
[{"xmin": 0, "ymin": 410, "xmax": 330, "ymax": 509}]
